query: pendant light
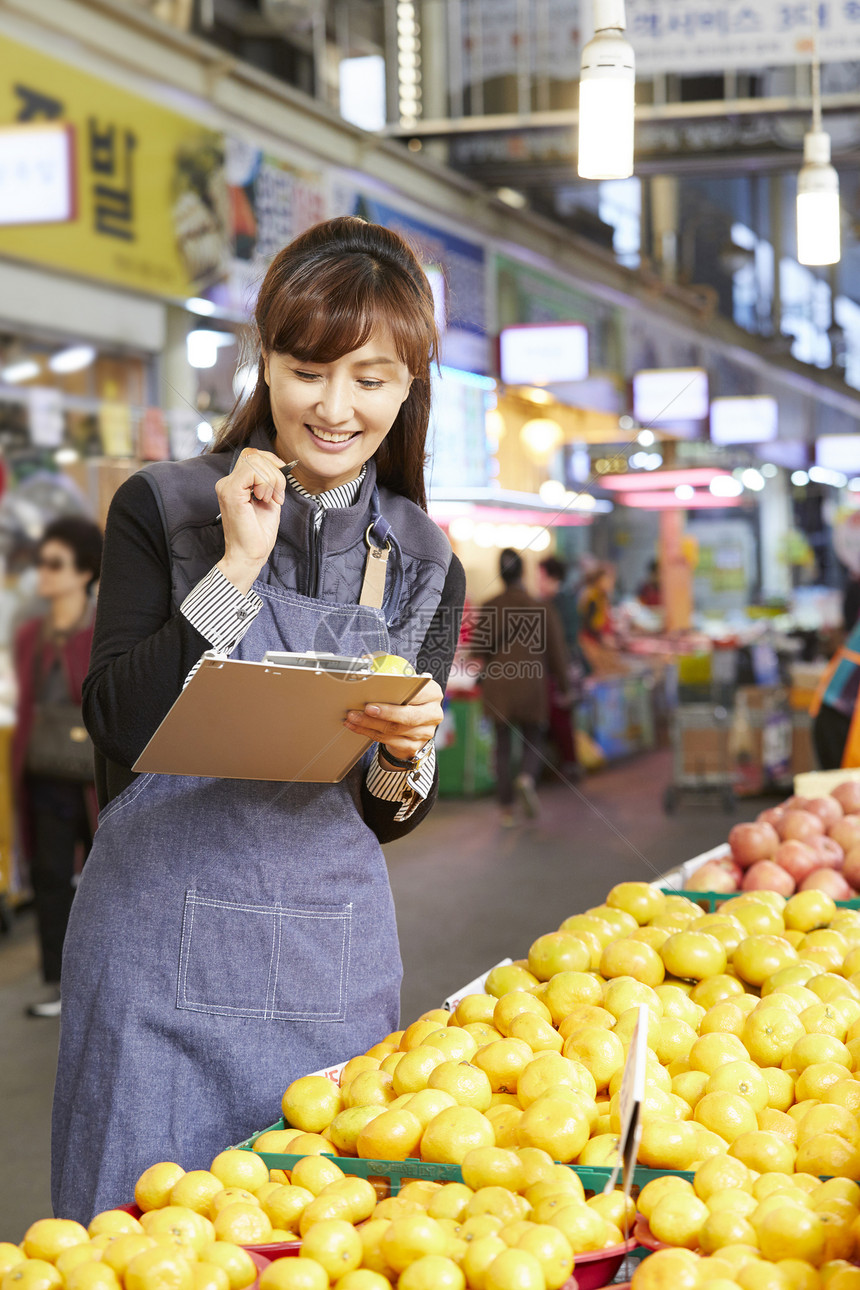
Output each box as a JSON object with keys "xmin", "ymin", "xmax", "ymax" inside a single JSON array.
[
  {"xmin": 796, "ymin": 24, "xmax": 840, "ymax": 266},
  {"xmin": 577, "ymin": 0, "xmax": 635, "ymax": 180}
]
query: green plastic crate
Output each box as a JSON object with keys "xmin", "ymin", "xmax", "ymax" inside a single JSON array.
[
  {"xmin": 666, "ymin": 888, "xmax": 860, "ymax": 913},
  {"xmin": 236, "ymin": 1120, "xmax": 694, "ymax": 1193}
]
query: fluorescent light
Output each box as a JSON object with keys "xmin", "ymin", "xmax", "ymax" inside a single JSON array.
[
  {"xmin": 578, "ymin": 0, "xmax": 635, "ymax": 181},
  {"xmin": 709, "ymin": 475, "xmax": 744, "ymax": 498},
  {"xmin": 196, "ymin": 421, "xmax": 214, "ymax": 444},
  {"xmin": 792, "ymin": 471, "xmax": 810, "ymax": 486},
  {"xmin": 53, "ymin": 447, "xmax": 79, "ymax": 464},
  {"xmin": 741, "ymin": 468, "xmax": 765, "ymax": 491},
  {"xmin": 619, "ymin": 490, "xmax": 743, "ymax": 510},
  {"xmin": 809, "ymin": 465, "xmax": 848, "ymax": 487},
  {"xmin": 520, "ymin": 418, "xmax": 564, "ymax": 460},
  {"xmin": 600, "ymin": 467, "xmax": 730, "ymax": 492},
  {"xmin": 797, "ymin": 131, "xmax": 841, "ymax": 267},
  {"xmin": 636, "ymin": 428, "xmax": 655, "ymax": 446},
  {"xmin": 1, "ymin": 359, "xmax": 40, "ymax": 383},
  {"xmin": 186, "ymin": 297, "xmax": 217, "ymax": 317},
  {"xmin": 496, "ymin": 188, "xmax": 527, "ymax": 209},
  {"xmin": 539, "ymin": 480, "xmax": 567, "ymax": 505},
  {"xmin": 48, "ymin": 345, "xmax": 96, "ymax": 374},
  {"xmin": 675, "ymin": 484, "xmax": 694, "ymax": 501},
  {"xmin": 187, "ymin": 329, "xmax": 235, "ymax": 369},
  {"xmin": 761, "ymin": 463, "xmax": 778, "ymax": 478},
  {"xmin": 848, "ymin": 478, "xmax": 860, "ymax": 492}
]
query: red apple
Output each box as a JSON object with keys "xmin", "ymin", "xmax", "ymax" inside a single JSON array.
[
  {"xmin": 777, "ymin": 810, "xmax": 826, "ymax": 844},
  {"xmin": 810, "ymin": 836, "xmax": 845, "ymax": 869},
  {"xmin": 742, "ymin": 860, "xmax": 796, "ymax": 897},
  {"xmin": 842, "ymin": 845, "xmax": 860, "ymax": 890},
  {"xmin": 686, "ymin": 859, "xmax": 741, "ymax": 894},
  {"xmin": 758, "ymin": 807, "xmax": 787, "ymax": 829},
  {"xmin": 803, "ymin": 796, "xmax": 844, "ymax": 829},
  {"xmin": 833, "ymin": 781, "xmax": 860, "ymax": 815},
  {"xmin": 829, "ymin": 817, "xmax": 860, "ymax": 853},
  {"xmin": 774, "ymin": 840, "xmax": 820, "ymax": 884},
  {"xmin": 729, "ymin": 822, "xmax": 780, "ymax": 868},
  {"xmin": 799, "ymin": 869, "xmax": 855, "ymax": 900}
]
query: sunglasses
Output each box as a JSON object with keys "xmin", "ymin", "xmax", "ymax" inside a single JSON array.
[{"xmin": 36, "ymin": 556, "xmax": 73, "ymax": 572}]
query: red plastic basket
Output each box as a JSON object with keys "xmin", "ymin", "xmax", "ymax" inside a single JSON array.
[{"xmin": 570, "ymin": 1237, "xmax": 639, "ymax": 1290}]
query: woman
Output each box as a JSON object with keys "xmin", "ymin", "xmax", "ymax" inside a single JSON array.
[
  {"xmin": 53, "ymin": 218, "xmax": 466, "ymax": 1221},
  {"xmin": 12, "ymin": 517, "xmax": 102, "ymax": 1019}
]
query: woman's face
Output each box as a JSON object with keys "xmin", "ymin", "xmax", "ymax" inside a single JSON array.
[
  {"xmin": 263, "ymin": 329, "xmax": 413, "ymax": 495},
  {"xmin": 36, "ymin": 540, "xmax": 90, "ymax": 602}
]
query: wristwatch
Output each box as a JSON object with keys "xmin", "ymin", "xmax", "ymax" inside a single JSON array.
[
  {"xmin": 380, "ymin": 737, "xmax": 436, "ymax": 818},
  {"xmin": 380, "ymin": 737, "xmax": 435, "ymax": 771}
]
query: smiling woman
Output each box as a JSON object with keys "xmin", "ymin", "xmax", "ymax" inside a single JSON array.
[{"xmin": 53, "ymin": 217, "xmax": 466, "ymax": 1223}]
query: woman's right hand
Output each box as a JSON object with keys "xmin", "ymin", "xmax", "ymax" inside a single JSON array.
[{"xmin": 215, "ymin": 447, "xmax": 288, "ymax": 594}]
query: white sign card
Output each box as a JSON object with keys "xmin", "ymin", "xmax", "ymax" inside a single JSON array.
[
  {"xmin": 28, "ymin": 387, "xmax": 65, "ymax": 448},
  {"xmin": 0, "ymin": 124, "xmax": 75, "ymax": 226},
  {"xmin": 604, "ymin": 1004, "xmax": 649, "ymax": 1203}
]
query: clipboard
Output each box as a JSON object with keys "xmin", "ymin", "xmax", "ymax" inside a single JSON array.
[{"xmin": 132, "ymin": 652, "xmax": 428, "ymax": 783}]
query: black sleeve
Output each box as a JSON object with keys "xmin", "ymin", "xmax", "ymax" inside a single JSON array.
[
  {"xmin": 82, "ymin": 473, "xmax": 214, "ymax": 768},
  {"xmin": 361, "ymin": 553, "xmax": 466, "ymax": 845}
]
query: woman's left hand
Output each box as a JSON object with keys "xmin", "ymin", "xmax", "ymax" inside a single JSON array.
[{"xmin": 344, "ymin": 677, "xmax": 443, "ymax": 765}]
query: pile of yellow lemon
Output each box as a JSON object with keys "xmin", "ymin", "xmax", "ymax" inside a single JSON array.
[
  {"xmin": 1, "ymin": 1145, "xmax": 634, "ymax": 1290},
  {"xmin": 274, "ymin": 883, "xmax": 860, "ymax": 1181},
  {"xmin": 634, "ymin": 1155, "xmax": 860, "ymax": 1290},
  {"xmin": 0, "ymin": 1152, "xmax": 265, "ymax": 1290}
]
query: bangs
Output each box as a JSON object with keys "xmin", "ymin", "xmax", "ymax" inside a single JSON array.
[{"xmin": 263, "ymin": 253, "xmax": 433, "ymax": 375}]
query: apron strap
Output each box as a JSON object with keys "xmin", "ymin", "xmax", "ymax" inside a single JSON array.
[{"xmin": 359, "ymin": 524, "xmax": 391, "ymax": 609}]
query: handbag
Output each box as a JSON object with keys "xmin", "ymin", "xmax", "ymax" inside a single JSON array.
[
  {"xmin": 27, "ymin": 702, "xmax": 94, "ymax": 782},
  {"xmin": 25, "ymin": 629, "xmax": 94, "ymax": 782}
]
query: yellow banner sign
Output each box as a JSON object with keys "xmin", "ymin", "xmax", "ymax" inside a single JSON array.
[{"xmin": 0, "ymin": 35, "xmax": 229, "ymax": 298}]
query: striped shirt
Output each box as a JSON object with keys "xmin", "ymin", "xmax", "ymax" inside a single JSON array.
[{"xmin": 180, "ymin": 465, "xmax": 434, "ymax": 819}]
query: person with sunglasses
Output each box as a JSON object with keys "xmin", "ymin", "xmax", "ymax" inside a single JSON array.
[{"xmin": 12, "ymin": 516, "xmax": 103, "ymax": 1018}]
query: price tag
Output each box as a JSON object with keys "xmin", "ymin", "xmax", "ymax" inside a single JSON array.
[
  {"xmin": 604, "ymin": 1004, "xmax": 649, "ymax": 1202},
  {"xmin": 306, "ymin": 1060, "xmax": 347, "ymax": 1084},
  {"xmin": 443, "ymin": 958, "xmax": 513, "ymax": 1011}
]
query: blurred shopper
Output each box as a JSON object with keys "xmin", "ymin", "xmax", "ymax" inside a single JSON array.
[
  {"xmin": 638, "ymin": 558, "xmax": 662, "ymax": 607},
  {"xmin": 53, "ymin": 217, "xmax": 465, "ymax": 1222},
  {"xmin": 811, "ymin": 615, "xmax": 860, "ymax": 768},
  {"xmin": 537, "ymin": 556, "xmax": 581, "ymax": 781},
  {"xmin": 845, "ymin": 573, "xmax": 860, "ymax": 633},
  {"xmin": 474, "ymin": 549, "xmax": 570, "ymax": 825},
  {"xmin": 578, "ymin": 562, "xmax": 617, "ymax": 672},
  {"xmin": 12, "ymin": 518, "xmax": 102, "ymax": 1018}
]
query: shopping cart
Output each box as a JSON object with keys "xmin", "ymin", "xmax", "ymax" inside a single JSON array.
[{"xmin": 663, "ymin": 652, "xmax": 736, "ymax": 814}]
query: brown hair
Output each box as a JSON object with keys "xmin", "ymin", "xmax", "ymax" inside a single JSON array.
[{"xmin": 213, "ymin": 216, "xmax": 438, "ymax": 510}]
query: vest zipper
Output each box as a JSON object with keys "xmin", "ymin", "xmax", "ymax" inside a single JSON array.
[{"xmin": 308, "ymin": 511, "xmax": 321, "ymax": 598}]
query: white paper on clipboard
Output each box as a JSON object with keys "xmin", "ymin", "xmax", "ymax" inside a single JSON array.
[{"xmin": 132, "ymin": 652, "xmax": 427, "ymax": 783}]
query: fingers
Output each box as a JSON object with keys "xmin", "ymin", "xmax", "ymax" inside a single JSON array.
[
  {"xmin": 217, "ymin": 448, "xmax": 287, "ymax": 508},
  {"xmin": 343, "ymin": 699, "xmax": 443, "ymax": 743}
]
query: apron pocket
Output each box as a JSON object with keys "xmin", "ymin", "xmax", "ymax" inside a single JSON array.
[{"xmin": 177, "ymin": 891, "xmax": 351, "ymax": 1022}]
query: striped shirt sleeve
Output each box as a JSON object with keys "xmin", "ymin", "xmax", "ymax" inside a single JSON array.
[
  {"xmin": 181, "ymin": 566, "xmax": 263, "ymax": 659},
  {"xmin": 365, "ymin": 744, "xmax": 437, "ymax": 821}
]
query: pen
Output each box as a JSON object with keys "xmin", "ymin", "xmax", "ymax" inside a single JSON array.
[{"xmin": 214, "ymin": 461, "xmax": 299, "ymax": 523}]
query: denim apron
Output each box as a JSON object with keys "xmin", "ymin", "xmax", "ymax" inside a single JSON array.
[{"xmin": 52, "ymin": 511, "xmax": 407, "ymax": 1223}]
